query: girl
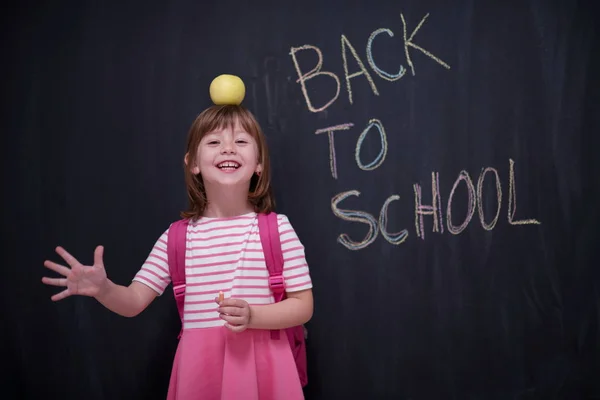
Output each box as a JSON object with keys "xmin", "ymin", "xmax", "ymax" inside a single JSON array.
[{"xmin": 42, "ymin": 104, "xmax": 314, "ymax": 400}]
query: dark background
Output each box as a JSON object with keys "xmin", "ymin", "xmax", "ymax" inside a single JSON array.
[{"xmin": 2, "ymin": 0, "xmax": 599, "ymax": 399}]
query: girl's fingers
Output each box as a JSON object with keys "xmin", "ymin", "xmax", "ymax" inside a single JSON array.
[
  {"xmin": 218, "ymin": 306, "xmax": 244, "ymax": 316},
  {"xmin": 224, "ymin": 323, "xmax": 246, "ymax": 333},
  {"xmin": 43, "ymin": 260, "xmax": 70, "ymax": 277},
  {"xmin": 50, "ymin": 289, "xmax": 71, "ymax": 302},
  {"xmin": 93, "ymin": 246, "xmax": 104, "ymax": 267},
  {"xmin": 220, "ymin": 314, "xmax": 246, "ymax": 325},
  {"xmin": 55, "ymin": 246, "xmax": 80, "ymax": 268},
  {"xmin": 41, "ymin": 277, "xmax": 67, "ymax": 287},
  {"xmin": 219, "ymin": 298, "xmax": 246, "ymax": 308}
]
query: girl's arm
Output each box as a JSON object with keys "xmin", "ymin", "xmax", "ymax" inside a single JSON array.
[
  {"xmin": 248, "ymin": 289, "xmax": 314, "ymax": 330},
  {"xmin": 94, "ymin": 280, "xmax": 158, "ymax": 318}
]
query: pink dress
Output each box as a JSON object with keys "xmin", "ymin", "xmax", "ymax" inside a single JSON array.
[
  {"xmin": 132, "ymin": 213, "xmax": 312, "ymax": 400},
  {"xmin": 167, "ymin": 327, "xmax": 304, "ymax": 400}
]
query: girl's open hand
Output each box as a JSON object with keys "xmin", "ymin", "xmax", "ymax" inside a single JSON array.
[
  {"xmin": 42, "ymin": 246, "xmax": 108, "ymax": 301},
  {"xmin": 216, "ymin": 296, "xmax": 251, "ymax": 333}
]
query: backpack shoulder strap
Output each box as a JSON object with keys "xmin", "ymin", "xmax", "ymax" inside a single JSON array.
[
  {"xmin": 258, "ymin": 212, "xmax": 285, "ymax": 302},
  {"xmin": 258, "ymin": 212, "xmax": 286, "ymax": 340},
  {"xmin": 167, "ymin": 219, "xmax": 189, "ymax": 337}
]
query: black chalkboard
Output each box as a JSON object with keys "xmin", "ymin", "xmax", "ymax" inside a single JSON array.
[{"xmin": 3, "ymin": 0, "xmax": 600, "ymax": 399}]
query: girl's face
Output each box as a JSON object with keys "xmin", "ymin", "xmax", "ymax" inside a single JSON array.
[{"xmin": 190, "ymin": 122, "xmax": 262, "ymax": 189}]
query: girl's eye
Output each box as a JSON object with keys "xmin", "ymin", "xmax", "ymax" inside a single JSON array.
[
  {"xmin": 207, "ymin": 140, "xmax": 219, "ymax": 145},
  {"xmin": 236, "ymin": 140, "xmax": 248, "ymax": 144}
]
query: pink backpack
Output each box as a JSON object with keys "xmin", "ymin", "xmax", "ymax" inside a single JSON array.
[{"xmin": 166, "ymin": 212, "xmax": 308, "ymax": 387}]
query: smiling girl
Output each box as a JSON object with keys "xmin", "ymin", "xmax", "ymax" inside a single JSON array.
[{"xmin": 42, "ymin": 104, "xmax": 313, "ymax": 399}]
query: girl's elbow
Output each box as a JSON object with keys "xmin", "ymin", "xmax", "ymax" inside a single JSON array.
[
  {"xmin": 287, "ymin": 289, "xmax": 314, "ymax": 325},
  {"xmin": 301, "ymin": 299, "xmax": 314, "ymax": 324}
]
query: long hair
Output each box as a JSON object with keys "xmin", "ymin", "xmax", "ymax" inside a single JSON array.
[{"xmin": 181, "ymin": 105, "xmax": 275, "ymax": 220}]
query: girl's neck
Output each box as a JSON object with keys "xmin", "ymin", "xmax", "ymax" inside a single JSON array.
[{"xmin": 202, "ymin": 185, "xmax": 254, "ymax": 218}]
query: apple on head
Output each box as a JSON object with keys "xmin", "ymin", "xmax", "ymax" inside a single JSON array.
[{"xmin": 209, "ymin": 74, "xmax": 246, "ymax": 105}]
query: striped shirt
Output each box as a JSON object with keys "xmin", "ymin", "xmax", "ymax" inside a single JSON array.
[{"xmin": 133, "ymin": 212, "xmax": 313, "ymax": 330}]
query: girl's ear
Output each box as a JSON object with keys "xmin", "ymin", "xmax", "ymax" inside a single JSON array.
[
  {"xmin": 184, "ymin": 153, "xmax": 200, "ymax": 175},
  {"xmin": 255, "ymin": 164, "xmax": 263, "ymax": 176}
]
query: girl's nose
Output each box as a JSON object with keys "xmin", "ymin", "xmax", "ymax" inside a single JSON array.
[{"xmin": 220, "ymin": 140, "xmax": 235, "ymax": 154}]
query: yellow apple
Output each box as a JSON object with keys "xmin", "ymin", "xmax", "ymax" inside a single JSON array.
[{"xmin": 209, "ymin": 74, "xmax": 246, "ymax": 105}]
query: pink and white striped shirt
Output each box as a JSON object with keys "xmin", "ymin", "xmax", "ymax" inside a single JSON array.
[{"xmin": 132, "ymin": 212, "xmax": 313, "ymax": 330}]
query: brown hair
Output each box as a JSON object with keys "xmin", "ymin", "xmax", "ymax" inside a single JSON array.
[{"xmin": 181, "ymin": 105, "xmax": 275, "ymax": 220}]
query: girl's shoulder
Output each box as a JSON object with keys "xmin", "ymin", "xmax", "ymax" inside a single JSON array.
[{"xmin": 258, "ymin": 212, "xmax": 296, "ymax": 229}]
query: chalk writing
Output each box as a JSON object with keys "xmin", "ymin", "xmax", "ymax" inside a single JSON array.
[
  {"xmin": 355, "ymin": 119, "xmax": 388, "ymax": 171},
  {"xmin": 508, "ymin": 159, "xmax": 541, "ymax": 225},
  {"xmin": 330, "ymin": 160, "xmax": 541, "ymax": 249},
  {"xmin": 477, "ymin": 167, "xmax": 502, "ymax": 230},
  {"xmin": 288, "ymin": 11, "xmax": 540, "ymax": 250},
  {"xmin": 289, "ymin": 12, "xmax": 450, "ymax": 113},
  {"xmin": 341, "ymin": 34, "xmax": 379, "ymax": 104},
  {"xmin": 367, "ymin": 28, "xmax": 406, "ymax": 81},
  {"xmin": 331, "ymin": 190, "xmax": 378, "ymax": 250},
  {"xmin": 315, "ymin": 118, "xmax": 388, "ymax": 178},
  {"xmin": 379, "ymin": 195, "xmax": 409, "ymax": 245},
  {"xmin": 331, "ymin": 190, "xmax": 410, "ymax": 250},
  {"xmin": 413, "ymin": 172, "xmax": 444, "ymax": 240},
  {"xmin": 401, "ymin": 13, "xmax": 451, "ymax": 76},
  {"xmin": 289, "ymin": 45, "xmax": 341, "ymax": 113},
  {"xmin": 315, "ymin": 123, "xmax": 354, "ymax": 179},
  {"xmin": 446, "ymin": 170, "xmax": 476, "ymax": 235}
]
